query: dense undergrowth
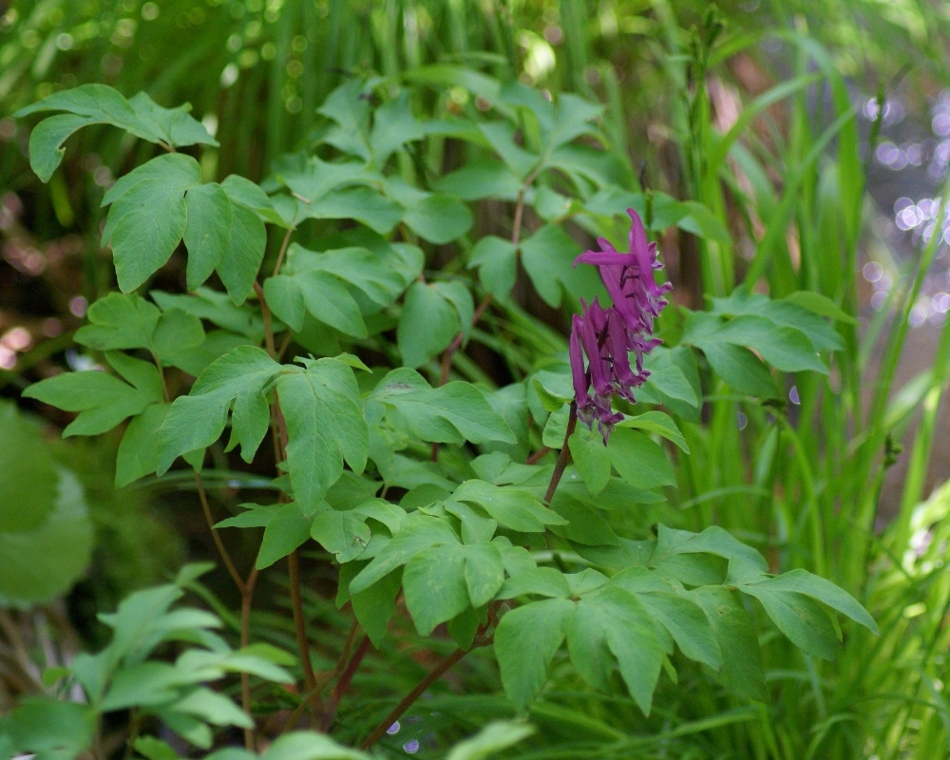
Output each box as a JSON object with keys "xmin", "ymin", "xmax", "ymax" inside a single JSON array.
[{"xmin": 2, "ymin": 2, "xmax": 950, "ymax": 759}]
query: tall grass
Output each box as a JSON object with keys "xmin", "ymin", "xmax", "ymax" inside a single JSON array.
[{"xmin": 5, "ymin": 0, "xmax": 950, "ymax": 757}]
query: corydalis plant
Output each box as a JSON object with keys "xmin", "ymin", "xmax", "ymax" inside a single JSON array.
[{"xmin": 570, "ymin": 208, "xmax": 672, "ymax": 441}]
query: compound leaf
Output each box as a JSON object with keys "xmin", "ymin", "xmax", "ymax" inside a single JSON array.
[
  {"xmin": 276, "ymin": 359, "xmax": 367, "ymax": 510},
  {"xmin": 157, "ymin": 346, "xmax": 280, "ymax": 471}
]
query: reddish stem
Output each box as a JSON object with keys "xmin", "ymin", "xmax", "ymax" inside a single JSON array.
[
  {"xmin": 359, "ymin": 647, "xmax": 469, "ymax": 750},
  {"xmin": 543, "ymin": 401, "xmax": 577, "ymax": 505},
  {"xmin": 318, "ymin": 635, "xmax": 371, "ymax": 731}
]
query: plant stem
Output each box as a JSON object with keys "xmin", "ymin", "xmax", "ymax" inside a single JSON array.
[
  {"xmin": 318, "ymin": 635, "xmax": 371, "ymax": 731},
  {"xmin": 195, "ymin": 472, "xmax": 245, "ymax": 594},
  {"xmin": 240, "ymin": 564, "xmax": 259, "ymax": 751},
  {"xmin": 253, "ymin": 281, "xmax": 276, "ymax": 359},
  {"xmin": 526, "ymin": 446, "xmax": 551, "ymax": 465},
  {"xmin": 544, "ymin": 401, "xmax": 577, "ymax": 505},
  {"xmin": 282, "ymin": 620, "xmax": 360, "ymax": 732},
  {"xmin": 288, "ymin": 550, "xmax": 318, "ymax": 701},
  {"xmin": 359, "ymin": 647, "xmax": 469, "ymax": 750},
  {"xmin": 272, "ymin": 225, "xmax": 296, "ymax": 278}
]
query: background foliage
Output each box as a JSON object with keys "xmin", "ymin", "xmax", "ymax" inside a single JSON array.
[{"xmin": 3, "ymin": 1, "xmax": 950, "ymax": 759}]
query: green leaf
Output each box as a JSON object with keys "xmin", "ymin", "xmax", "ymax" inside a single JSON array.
[
  {"xmin": 652, "ymin": 524, "xmax": 768, "ymax": 576},
  {"xmin": 451, "ymin": 480, "xmax": 565, "ymax": 533},
  {"xmin": 24, "ymin": 353, "xmax": 164, "ymax": 437},
  {"xmin": 317, "ymin": 79, "xmax": 372, "ymax": 162},
  {"xmin": 403, "ymin": 194, "xmax": 474, "ymax": 244},
  {"xmin": 0, "ymin": 402, "xmax": 58, "ymax": 532},
  {"xmin": 4, "ymin": 698, "xmax": 95, "ymax": 759},
  {"xmin": 498, "ymin": 567, "xmax": 571, "ymax": 599},
  {"xmin": 612, "ymin": 569, "xmax": 721, "ymax": 669},
  {"xmin": 398, "ymin": 281, "xmax": 459, "ymax": 367},
  {"xmin": 350, "ymin": 514, "xmax": 459, "ymax": 593},
  {"xmin": 310, "ymin": 509, "xmax": 371, "ymax": 563},
  {"xmin": 183, "ymin": 182, "xmax": 232, "ymax": 289},
  {"xmin": 101, "ymin": 662, "xmax": 199, "ymax": 711},
  {"xmin": 691, "ymin": 586, "xmax": 768, "ymax": 701},
  {"xmin": 520, "ymin": 225, "xmax": 592, "ymax": 308},
  {"xmin": 262, "ymin": 731, "xmax": 370, "ymax": 760},
  {"xmin": 462, "ymin": 542, "xmax": 506, "ymax": 607},
  {"xmin": 683, "ymin": 309, "xmax": 827, "ymax": 384},
  {"xmin": 741, "ymin": 569, "xmax": 878, "ymax": 634},
  {"xmin": 157, "ymin": 346, "xmax": 280, "ymax": 471},
  {"xmin": 0, "ymin": 470, "xmax": 93, "ymax": 607},
  {"xmin": 286, "ymin": 244, "xmax": 408, "ymax": 308},
  {"xmin": 276, "ymin": 359, "xmax": 367, "ymax": 510},
  {"xmin": 303, "ymin": 187, "xmax": 403, "ymax": 234},
  {"xmin": 677, "ymin": 200, "xmax": 732, "ymax": 245},
  {"xmin": 115, "ymin": 403, "xmax": 170, "ymax": 488},
  {"xmin": 433, "ymin": 280, "xmax": 475, "ymax": 341},
  {"xmin": 294, "ymin": 271, "xmax": 368, "ymax": 337},
  {"xmin": 712, "ymin": 289, "xmax": 846, "ymax": 351},
  {"xmin": 702, "ymin": 342, "xmax": 780, "ymax": 398},
  {"xmin": 784, "ymin": 291, "xmax": 858, "ymax": 325},
  {"xmin": 102, "ymin": 153, "xmax": 201, "ymax": 293},
  {"xmin": 742, "ymin": 585, "xmax": 841, "ymax": 660},
  {"xmin": 370, "ymin": 91, "xmax": 425, "ymax": 164},
  {"xmin": 619, "ymin": 411, "xmax": 689, "ymax": 453},
  {"xmin": 606, "ymin": 429, "xmax": 675, "ymax": 490},
  {"xmin": 568, "ymin": 427, "xmax": 611, "ymax": 495},
  {"xmin": 445, "ymin": 722, "xmax": 536, "ymax": 760},
  {"xmin": 349, "ymin": 569, "xmax": 401, "ymax": 646},
  {"xmin": 257, "ymin": 502, "xmax": 312, "ymax": 569},
  {"xmin": 75, "ymin": 293, "xmax": 204, "ymax": 363},
  {"xmin": 403, "ymin": 544, "xmax": 470, "ymax": 635},
  {"xmin": 548, "ymin": 493, "xmax": 619, "ymax": 546},
  {"xmin": 15, "ymin": 84, "xmax": 216, "ymax": 181},
  {"xmin": 469, "ymin": 235, "xmax": 518, "ymax": 303},
  {"xmin": 579, "ymin": 586, "xmax": 666, "ymax": 714},
  {"xmin": 371, "ymin": 369, "xmax": 515, "ymax": 444},
  {"xmin": 479, "ymin": 121, "xmax": 539, "ymax": 179},
  {"xmin": 263, "ymin": 274, "xmax": 306, "ymax": 331},
  {"xmin": 151, "ymin": 288, "xmax": 265, "ymax": 341},
  {"xmin": 495, "ymin": 598, "xmax": 576, "ymax": 711},
  {"xmin": 434, "ymin": 158, "xmax": 522, "ymax": 200},
  {"xmin": 169, "ymin": 686, "xmax": 252, "ymax": 728},
  {"xmin": 214, "ymin": 197, "xmax": 268, "ymax": 305},
  {"xmin": 638, "ymin": 346, "xmax": 701, "ymax": 416}
]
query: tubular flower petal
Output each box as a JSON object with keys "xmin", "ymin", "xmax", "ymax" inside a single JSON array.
[{"xmin": 568, "ymin": 209, "xmax": 671, "ymax": 442}]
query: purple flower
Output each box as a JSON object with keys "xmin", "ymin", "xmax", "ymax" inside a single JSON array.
[{"xmin": 570, "ymin": 209, "xmax": 672, "ymax": 442}]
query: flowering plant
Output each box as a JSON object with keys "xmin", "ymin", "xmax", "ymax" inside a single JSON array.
[{"xmin": 570, "ymin": 209, "xmax": 673, "ymax": 441}]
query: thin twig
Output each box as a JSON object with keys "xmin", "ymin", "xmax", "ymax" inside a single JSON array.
[
  {"xmin": 195, "ymin": 472, "xmax": 245, "ymax": 593},
  {"xmin": 282, "ymin": 620, "xmax": 361, "ymax": 732},
  {"xmin": 272, "ymin": 225, "xmax": 296, "ymax": 278},
  {"xmin": 241, "ymin": 564, "xmax": 259, "ymax": 751},
  {"xmin": 288, "ymin": 550, "xmax": 318, "ymax": 698},
  {"xmin": 543, "ymin": 401, "xmax": 578, "ymax": 505},
  {"xmin": 318, "ymin": 635, "xmax": 371, "ymax": 731},
  {"xmin": 253, "ymin": 281, "xmax": 276, "ymax": 359},
  {"xmin": 359, "ymin": 646, "xmax": 470, "ymax": 750},
  {"xmin": 526, "ymin": 446, "xmax": 551, "ymax": 465}
]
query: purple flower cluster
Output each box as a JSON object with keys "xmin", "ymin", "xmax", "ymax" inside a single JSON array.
[{"xmin": 570, "ymin": 209, "xmax": 672, "ymax": 442}]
